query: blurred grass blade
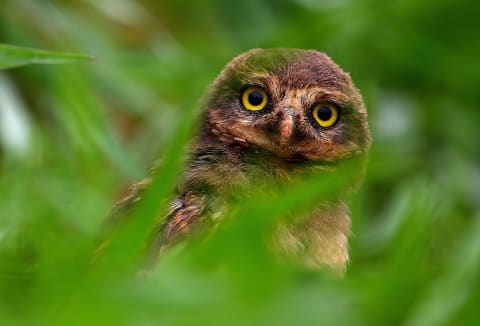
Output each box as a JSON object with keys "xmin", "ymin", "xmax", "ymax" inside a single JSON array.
[
  {"xmin": 200, "ymin": 156, "xmax": 367, "ymax": 263},
  {"xmin": 406, "ymin": 214, "xmax": 480, "ymax": 326},
  {"xmin": 0, "ymin": 74, "xmax": 32, "ymax": 157},
  {"xmin": 0, "ymin": 43, "xmax": 93, "ymax": 69},
  {"xmin": 95, "ymin": 80, "xmax": 207, "ymax": 273}
]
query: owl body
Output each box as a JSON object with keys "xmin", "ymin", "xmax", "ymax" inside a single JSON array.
[{"xmin": 115, "ymin": 48, "xmax": 370, "ymax": 272}]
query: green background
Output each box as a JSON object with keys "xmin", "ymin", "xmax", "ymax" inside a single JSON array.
[{"xmin": 1, "ymin": 0, "xmax": 479, "ymax": 325}]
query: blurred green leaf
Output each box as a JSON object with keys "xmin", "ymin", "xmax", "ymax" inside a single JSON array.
[{"xmin": 0, "ymin": 43, "xmax": 93, "ymax": 69}]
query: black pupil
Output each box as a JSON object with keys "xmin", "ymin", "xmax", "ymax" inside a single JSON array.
[
  {"xmin": 248, "ymin": 91, "xmax": 263, "ymax": 106},
  {"xmin": 317, "ymin": 106, "xmax": 332, "ymax": 121}
]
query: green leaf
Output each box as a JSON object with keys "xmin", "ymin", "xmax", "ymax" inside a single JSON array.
[{"xmin": 0, "ymin": 43, "xmax": 93, "ymax": 69}]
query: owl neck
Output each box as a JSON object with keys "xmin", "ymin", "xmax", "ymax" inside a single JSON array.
[{"xmin": 181, "ymin": 124, "xmax": 320, "ymax": 198}]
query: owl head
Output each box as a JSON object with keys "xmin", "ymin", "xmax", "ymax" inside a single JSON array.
[{"xmin": 197, "ymin": 48, "xmax": 370, "ymax": 167}]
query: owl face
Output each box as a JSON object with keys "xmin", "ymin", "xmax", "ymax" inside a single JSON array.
[{"xmin": 202, "ymin": 48, "xmax": 370, "ymax": 163}]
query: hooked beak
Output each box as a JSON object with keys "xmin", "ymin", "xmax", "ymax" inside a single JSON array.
[{"xmin": 279, "ymin": 108, "xmax": 295, "ymax": 148}]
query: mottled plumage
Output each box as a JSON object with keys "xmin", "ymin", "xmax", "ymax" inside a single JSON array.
[{"xmin": 110, "ymin": 48, "xmax": 370, "ymax": 272}]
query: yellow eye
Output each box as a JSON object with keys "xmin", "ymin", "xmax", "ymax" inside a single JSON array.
[
  {"xmin": 241, "ymin": 86, "xmax": 268, "ymax": 111},
  {"xmin": 312, "ymin": 103, "xmax": 339, "ymax": 128}
]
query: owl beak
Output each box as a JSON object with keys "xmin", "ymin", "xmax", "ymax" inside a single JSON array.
[{"xmin": 279, "ymin": 108, "xmax": 295, "ymax": 147}]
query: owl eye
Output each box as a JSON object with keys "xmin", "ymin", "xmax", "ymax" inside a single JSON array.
[
  {"xmin": 312, "ymin": 103, "xmax": 339, "ymax": 128},
  {"xmin": 241, "ymin": 86, "xmax": 268, "ymax": 111}
]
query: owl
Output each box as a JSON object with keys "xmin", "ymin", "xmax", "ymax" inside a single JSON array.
[{"xmin": 111, "ymin": 48, "xmax": 370, "ymax": 273}]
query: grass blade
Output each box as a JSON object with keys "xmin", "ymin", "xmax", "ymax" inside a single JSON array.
[{"xmin": 0, "ymin": 43, "xmax": 93, "ymax": 69}]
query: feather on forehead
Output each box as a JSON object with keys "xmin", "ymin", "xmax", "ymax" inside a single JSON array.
[{"xmin": 219, "ymin": 48, "xmax": 354, "ymax": 91}]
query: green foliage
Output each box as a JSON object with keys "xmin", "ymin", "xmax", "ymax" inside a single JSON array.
[
  {"xmin": 1, "ymin": 0, "xmax": 479, "ymax": 325},
  {"xmin": 0, "ymin": 43, "xmax": 92, "ymax": 69}
]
